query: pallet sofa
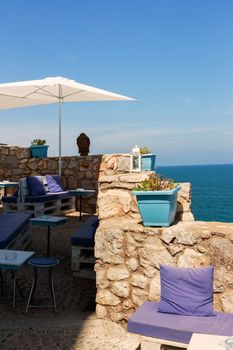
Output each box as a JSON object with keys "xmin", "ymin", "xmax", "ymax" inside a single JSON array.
[
  {"xmin": 0, "ymin": 212, "xmax": 31, "ymax": 250},
  {"xmin": 128, "ymin": 265, "xmax": 233, "ymax": 349},
  {"xmin": 71, "ymin": 216, "xmax": 99, "ymax": 279},
  {"xmin": 128, "ymin": 301, "xmax": 233, "ymax": 349},
  {"xmin": 3, "ymin": 175, "xmax": 75, "ymax": 217}
]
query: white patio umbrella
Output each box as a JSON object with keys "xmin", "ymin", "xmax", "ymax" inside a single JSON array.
[{"xmin": 0, "ymin": 76, "xmax": 135, "ymax": 175}]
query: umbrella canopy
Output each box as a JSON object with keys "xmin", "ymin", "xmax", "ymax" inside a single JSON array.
[{"xmin": 0, "ymin": 76, "xmax": 135, "ymax": 175}]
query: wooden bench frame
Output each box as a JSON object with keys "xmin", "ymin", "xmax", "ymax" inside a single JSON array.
[
  {"xmin": 2, "ymin": 199, "xmax": 18, "ymax": 213},
  {"xmin": 71, "ymin": 216, "xmax": 98, "ymax": 280},
  {"xmin": 71, "ymin": 245, "xmax": 95, "ymax": 279},
  {"xmin": 139, "ymin": 335, "xmax": 187, "ymax": 350}
]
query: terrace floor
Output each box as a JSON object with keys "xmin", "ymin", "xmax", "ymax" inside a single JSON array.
[{"xmin": 0, "ymin": 211, "xmax": 140, "ymax": 350}]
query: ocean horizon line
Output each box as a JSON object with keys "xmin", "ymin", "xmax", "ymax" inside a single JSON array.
[{"xmin": 157, "ymin": 162, "xmax": 233, "ymax": 168}]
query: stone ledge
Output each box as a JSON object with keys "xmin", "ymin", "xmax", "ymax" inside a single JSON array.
[{"xmin": 98, "ymin": 172, "xmax": 152, "ymax": 184}]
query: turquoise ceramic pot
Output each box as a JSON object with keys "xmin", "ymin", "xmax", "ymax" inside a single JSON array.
[
  {"xmin": 133, "ymin": 187, "xmax": 180, "ymax": 227},
  {"xmin": 31, "ymin": 145, "xmax": 49, "ymax": 158},
  {"xmin": 141, "ymin": 154, "xmax": 156, "ymax": 171}
]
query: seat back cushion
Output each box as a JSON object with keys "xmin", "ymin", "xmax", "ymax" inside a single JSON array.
[
  {"xmin": 46, "ymin": 175, "xmax": 64, "ymax": 193},
  {"xmin": 158, "ymin": 264, "xmax": 215, "ymax": 317},
  {"xmin": 27, "ymin": 176, "xmax": 46, "ymax": 196}
]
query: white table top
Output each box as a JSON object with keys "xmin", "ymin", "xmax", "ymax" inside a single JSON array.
[
  {"xmin": 187, "ymin": 333, "xmax": 229, "ymax": 350},
  {"xmin": 0, "ymin": 250, "xmax": 34, "ymax": 269},
  {"xmin": 30, "ymin": 215, "xmax": 67, "ymax": 226}
]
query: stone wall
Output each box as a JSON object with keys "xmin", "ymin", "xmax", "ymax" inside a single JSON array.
[
  {"xmin": 0, "ymin": 145, "xmax": 132, "ymax": 183},
  {"xmin": 95, "ymin": 173, "xmax": 233, "ymax": 322}
]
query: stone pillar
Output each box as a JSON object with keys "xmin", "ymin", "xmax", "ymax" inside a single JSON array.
[{"xmin": 95, "ymin": 173, "xmax": 194, "ymax": 321}]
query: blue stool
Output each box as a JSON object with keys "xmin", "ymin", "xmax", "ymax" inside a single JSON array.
[{"xmin": 25, "ymin": 257, "xmax": 59, "ymax": 314}]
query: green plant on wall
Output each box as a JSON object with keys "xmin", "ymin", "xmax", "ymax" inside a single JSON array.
[
  {"xmin": 139, "ymin": 146, "xmax": 151, "ymax": 154},
  {"xmin": 31, "ymin": 139, "xmax": 46, "ymax": 146},
  {"xmin": 134, "ymin": 173, "xmax": 179, "ymax": 191}
]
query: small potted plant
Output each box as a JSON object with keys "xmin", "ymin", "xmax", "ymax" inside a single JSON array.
[
  {"xmin": 133, "ymin": 173, "xmax": 180, "ymax": 227},
  {"xmin": 139, "ymin": 146, "xmax": 156, "ymax": 171},
  {"xmin": 30, "ymin": 139, "xmax": 49, "ymax": 158}
]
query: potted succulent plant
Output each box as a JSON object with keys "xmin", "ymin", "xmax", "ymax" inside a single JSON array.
[
  {"xmin": 30, "ymin": 139, "xmax": 49, "ymax": 158},
  {"xmin": 139, "ymin": 146, "xmax": 156, "ymax": 171},
  {"xmin": 133, "ymin": 173, "xmax": 180, "ymax": 227}
]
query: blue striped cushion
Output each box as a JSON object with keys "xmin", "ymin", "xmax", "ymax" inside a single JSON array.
[{"xmin": 46, "ymin": 175, "xmax": 64, "ymax": 193}]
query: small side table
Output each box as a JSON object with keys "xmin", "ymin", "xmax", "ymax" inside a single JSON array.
[
  {"xmin": 187, "ymin": 333, "xmax": 228, "ymax": 350},
  {"xmin": 30, "ymin": 215, "xmax": 67, "ymax": 257},
  {"xmin": 0, "ymin": 249, "xmax": 34, "ymax": 310},
  {"xmin": 68, "ymin": 189, "xmax": 95, "ymax": 220},
  {"xmin": 0, "ymin": 181, "xmax": 18, "ymax": 197}
]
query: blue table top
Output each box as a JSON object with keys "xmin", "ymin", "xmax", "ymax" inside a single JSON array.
[
  {"xmin": 68, "ymin": 189, "xmax": 95, "ymax": 196},
  {"xmin": 0, "ymin": 181, "xmax": 18, "ymax": 188},
  {"xmin": 30, "ymin": 215, "xmax": 67, "ymax": 227},
  {"xmin": 0, "ymin": 250, "xmax": 34, "ymax": 270}
]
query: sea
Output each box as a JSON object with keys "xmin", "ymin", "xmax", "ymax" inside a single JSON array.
[{"xmin": 156, "ymin": 163, "xmax": 233, "ymax": 223}]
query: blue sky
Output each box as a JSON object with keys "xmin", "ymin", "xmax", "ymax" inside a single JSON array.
[{"xmin": 0, "ymin": 0, "xmax": 232, "ymax": 165}]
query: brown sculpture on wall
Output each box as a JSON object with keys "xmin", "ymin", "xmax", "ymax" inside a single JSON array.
[{"xmin": 76, "ymin": 133, "xmax": 90, "ymax": 156}]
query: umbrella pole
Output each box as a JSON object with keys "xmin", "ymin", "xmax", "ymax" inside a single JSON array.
[{"xmin": 58, "ymin": 100, "xmax": 62, "ymax": 177}]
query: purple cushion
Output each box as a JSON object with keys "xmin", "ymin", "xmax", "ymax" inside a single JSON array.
[
  {"xmin": 128, "ymin": 301, "xmax": 233, "ymax": 344},
  {"xmin": 27, "ymin": 176, "xmax": 46, "ymax": 196},
  {"xmin": 46, "ymin": 175, "xmax": 64, "ymax": 193},
  {"xmin": 158, "ymin": 264, "xmax": 215, "ymax": 317},
  {"xmin": 25, "ymin": 191, "xmax": 69, "ymax": 203}
]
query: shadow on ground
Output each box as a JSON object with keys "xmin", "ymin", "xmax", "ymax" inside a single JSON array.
[{"xmin": 0, "ymin": 213, "xmax": 97, "ymax": 350}]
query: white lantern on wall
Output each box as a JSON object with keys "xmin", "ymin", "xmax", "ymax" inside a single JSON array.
[{"xmin": 130, "ymin": 145, "xmax": 141, "ymax": 172}]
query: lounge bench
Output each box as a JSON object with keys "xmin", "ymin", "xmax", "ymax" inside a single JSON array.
[
  {"xmin": 3, "ymin": 176, "xmax": 75, "ymax": 217},
  {"xmin": 71, "ymin": 216, "xmax": 99, "ymax": 279},
  {"xmin": 0, "ymin": 212, "xmax": 32, "ymax": 250},
  {"xmin": 128, "ymin": 301, "xmax": 233, "ymax": 349}
]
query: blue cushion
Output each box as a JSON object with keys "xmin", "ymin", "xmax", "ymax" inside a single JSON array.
[
  {"xmin": 158, "ymin": 264, "xmax": 215, "ymax": 317},
  {"xmin": 27, "ymin": 176, "xmax": 46, "ymax": 196},
  {"xmin": 71, "ymin": 225, "xmax": 95, "ymax": 247},
  {"xmin": 71, "ymin": 216, "xmax": 99, "ymax": 247},
  {"xmin": 0, "ymin": 213, "xmax": 31, "ymax": 249},
  {"xmin": 46, "ymin": 175, "xmax": 64, "ymax": 193},
  {"xmin": 2, "ymin": 196, "xmax": 17, "ymax": 203},
  {"xmin": 25, "ymin": 191, "xmax": 69, "ymax": 203},
  {"xmin": 86, "ymin": 216, "xmax": 99, "ymax": 229}
]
